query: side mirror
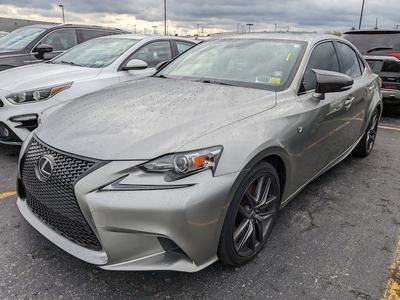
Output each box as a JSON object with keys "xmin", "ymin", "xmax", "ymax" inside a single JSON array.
[
  {"xmin": 155, "ymin": 60, "xmax": 170, "ymax": 71},
  {"xmin": 312, "ymin": 68, "xmax": 353, "ymax": 100},
  {"xmin": 122, "ymin": 59, "xmax": 148, "ymax": 71},
  {"xmin": 33, "ymin": 44, "xmax": 53, "ymax": 60}
]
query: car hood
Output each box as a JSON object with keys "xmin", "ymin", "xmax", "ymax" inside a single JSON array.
[
  {"xmin": 36, "ymin": 77, "xmax": 277, "ymax": 160},
  {"xmin": 0, "ymin": 63, "xmax": 101, "ymax": 92},
  {"xmin": 0, "ymin": 49, "xmax": 18, "ymax": 55}
]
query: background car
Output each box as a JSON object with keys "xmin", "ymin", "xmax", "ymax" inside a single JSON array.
[
  {"xmin": 0, "ymin": 34, "xmax": 197, "ymax": 145},
  {"xmin": 0, "ymin": 23, "xmax": 129, "ymax": 71},
  {"xmin": 17, "ymin": 33, "xmax": 382, "ymax": 272},
  {"xmin": 365, "ymin": 56, "xmax": 400, "ymax": 104},
  {"xmin": 343, "ymin": 29, "xmax": 400, "ymax": 103},
  {"xmin": 342, "ymin": 29, "xmax": 400, "ymax": 58}
]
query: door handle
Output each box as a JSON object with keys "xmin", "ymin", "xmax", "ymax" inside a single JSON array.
[{"xmin": 345, "ymin": 96, "xmax": 354, "ymax": 110}]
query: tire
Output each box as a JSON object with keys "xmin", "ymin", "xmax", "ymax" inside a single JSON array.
[
  {"xmin": 218, "ymin": 161, "xmax": 280, "ymax": 266},
  {"xmin": 353, "ymin": 107, "xmax": 379, "ymax": 157}
]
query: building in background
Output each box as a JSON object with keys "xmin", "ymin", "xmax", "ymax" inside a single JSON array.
[{"xmin": 0, "ymin": 17, "xmax": 57, "ymax": 33}]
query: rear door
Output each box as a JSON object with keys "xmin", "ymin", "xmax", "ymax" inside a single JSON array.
[{"xmin": 335, "ymin": 41, "xmax": 372, "ymax": 147}]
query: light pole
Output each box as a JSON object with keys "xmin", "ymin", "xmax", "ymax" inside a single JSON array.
[
  {"xmin": 246, "ymin": 23, "xmax": 253, "ymax": 33},
  {"xmin": 358, "ymin": 0, "xmax": 365, "ymax": 29},
  {"xmin": 59, "ymin": 5, "xmax": 65, "ymax": 23},
  {"xmin": 164, "ymin": 0, "xmax": 167, "ymax": 35},
  {"xmin": 274, "ymin": 23, "xmax": 277, "ymax": 32},
  {"xmin": 237, "ymin": 23, "xmax": 240, "ymax": 34}
]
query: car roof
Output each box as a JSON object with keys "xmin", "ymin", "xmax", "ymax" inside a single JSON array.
[
  {"xmin": 343, "ymin": 29, "xmax": 400, "ymax": 34},
  {"xmin": 204, "ymin": 32, "xmax": 347, "ymax": 44},
  {"xmin": 18, "ymin": 23, "xmax": 128, "ymax": 33},
  {"xmin": 94, "ymin": 34, "xmax": 197, "ymax": 42}
]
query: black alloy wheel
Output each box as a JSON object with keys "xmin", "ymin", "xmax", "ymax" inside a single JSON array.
[
  {"xmin": 353, "ymin": 107, "xmax": 379, "ymax": 157},
  {"xmin": 218, "ymin": 161, "xmax": 280, "ymax": 266}
]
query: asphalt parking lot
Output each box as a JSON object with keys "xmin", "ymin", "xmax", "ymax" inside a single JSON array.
[{"xmin": 0, "ymin": 107, "xmax": 399, "ymax": 300}]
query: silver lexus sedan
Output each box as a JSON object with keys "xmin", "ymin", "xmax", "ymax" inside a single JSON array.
[{"xmin": 17, "ymin": 33, "xmax": 382, "ymax": 272}]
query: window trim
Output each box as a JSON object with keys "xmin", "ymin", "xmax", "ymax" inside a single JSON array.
[
  {"xmin": 30, "ymin": 28, "xmax": 78, "ymax": 54},
  {"xmin": 335, "ymin": 41, "xmax": 364, "ymax": 79},
  {"xmin": 297, "ymin": 39, "xmax": 340, "ymax": 95}
]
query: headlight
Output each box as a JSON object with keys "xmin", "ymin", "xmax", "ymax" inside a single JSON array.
[
  {"xmin": 6, "ymin": 82, "xmax": 73, "ymax": 104},
  {"xmin": 141, "ymin": 145, "xmax": 223, "ymax": 180}
]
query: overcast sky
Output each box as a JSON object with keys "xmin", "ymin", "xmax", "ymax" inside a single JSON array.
[{"xmin": 0, "ymin": 0, "xmax": 399, "ymax": 35}]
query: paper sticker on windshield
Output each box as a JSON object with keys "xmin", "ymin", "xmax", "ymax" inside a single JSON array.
[
  {"xmin": 273, "ymin": 71, "xmax": 283, "ymax": 77},
  {"xmin": 270, "ymin": 77, "xmax": 281, "ymax": 84}
]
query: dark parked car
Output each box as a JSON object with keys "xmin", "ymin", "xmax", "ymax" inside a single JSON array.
[
  {"xmin": 365, "ymin": 56, "xmax": 400, "ymax": 103},
  {"xmin": 343, "ymin": 30, "xmax": 400, "ymax": 103},
  {"xmin": 0, "ymin": 24, "xmax": 129, "ymax": 71},
  {"xmin": 17, "ymin": 33, "xmax": 382, "ymax": 272},
  {"xmin": 342, "ymin": 29, "xmax": 400, "ymax": 58}
]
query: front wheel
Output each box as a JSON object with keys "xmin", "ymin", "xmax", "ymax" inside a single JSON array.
[
  {"xmin": 353, "ymin": 107, "xmax": 379, "ymax": 157},
  {"xmin": 218, "ymin": 161, "xmax": 280, "ymax": 266}
]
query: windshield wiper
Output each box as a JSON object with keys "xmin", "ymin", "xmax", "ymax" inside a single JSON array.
[
  {"xmin": 367, "ymin": 46, "xmax": 394, "ymax": 53},
  {"xmin": 60, "ymin": 60, "xmax": 82, "ymax": 67},
  {"xmin": 202, "ymin": 79, "xmax": 235, "ymax": 86}
]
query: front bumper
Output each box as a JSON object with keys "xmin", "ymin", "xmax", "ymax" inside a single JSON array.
[
  {"xmin": 0, "ymin": 93, "xmax": 61, "ymax": 145},
  {"xmin": 17, "ymin": 138, "xmax": 240, "ymax": 272}
]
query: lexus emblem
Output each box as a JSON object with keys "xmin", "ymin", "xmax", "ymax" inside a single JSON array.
[{"xmin": 35, "ymin": 155, "xmax": 55, "ymax": 181}]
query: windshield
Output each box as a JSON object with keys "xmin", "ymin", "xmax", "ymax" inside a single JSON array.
[
  {"xmin": 52, "ymin": 37, "xmax": 140, "ymax": 68},
  {"xmin": 0, "ymin": 27, "xmax": 46, "ymax": 51},
  {"xmin": 343, "ymin": 32, "xmax": 400, "ymax": 55},
  {"xmin": 158, "ymin": 38, "xmax": 305, "ymax": 91}
]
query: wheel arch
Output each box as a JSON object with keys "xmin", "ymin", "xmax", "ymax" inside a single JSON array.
[
  {"xmin": 215, "ymin": 147, "xmax": 291, "ymax": 264},
  {"xmin": 221, "ymin": 146, "xmax": 291, "ymax": 218}
]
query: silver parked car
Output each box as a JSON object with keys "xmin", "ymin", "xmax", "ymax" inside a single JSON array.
[
  {"xmin": 0, "ymin": 34, "xmax": 196, "ymax": 145},
  {"xmin": 17, "ymin": 33, "xmax": 382, "ymax": 272}
]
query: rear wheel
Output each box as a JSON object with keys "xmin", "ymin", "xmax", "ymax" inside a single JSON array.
[
  {"xmin": 353, "ymin": 107, "xmax": 379, "ymax": 157},
  {"xmin": 218, "ymin": 161, "xmax": 280, "ymax": 266}
]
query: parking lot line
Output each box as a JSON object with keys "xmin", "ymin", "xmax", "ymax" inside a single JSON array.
[
  {"xmin": 0, "ymin": 191, "xmax": 16, "ymax": 200},
  {"xmin": 383, "ymin": 238, "xmax": 400, "ymax": 300},
  {"xmin": 379, "ymin": 125, "xmax": 400, "ymax": 132}
]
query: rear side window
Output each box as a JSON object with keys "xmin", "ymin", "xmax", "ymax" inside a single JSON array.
[
  {"xmin": 302, "ymin": 42, "xmax": 340, "ymax": 92},
  {"xmin": 336, "ymin": 42, "xmax": 362, "ymax": 78},
  {"xmin": 80, "ymin": 29, "xmax": 115, "ymax": 42}
]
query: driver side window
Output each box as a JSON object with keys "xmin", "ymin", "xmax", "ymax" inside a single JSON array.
[
  {"xmin": 301, "ymin": 42, "xmax": 340, "ymax": 93},
  {"xmin": 40, "ymin": 29, "xmax": 77, "ymax": 51},
  {"xmin": 130, "ymin": 41, "xmax": 172, "ymax": 68}
]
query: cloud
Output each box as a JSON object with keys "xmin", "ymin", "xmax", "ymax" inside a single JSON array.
[{"xmin": 0, "ymin": 0, "xmax": 398, "ymax": 35}]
